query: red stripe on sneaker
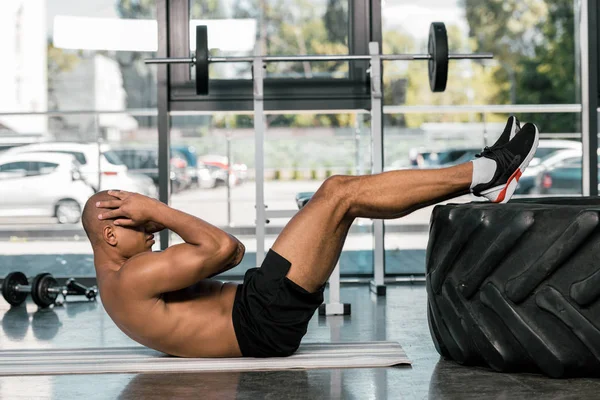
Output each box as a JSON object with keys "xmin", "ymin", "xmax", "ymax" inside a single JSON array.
[{"xmin": 495, "ymin": 168, "xmax": 523, "ymax": 203}]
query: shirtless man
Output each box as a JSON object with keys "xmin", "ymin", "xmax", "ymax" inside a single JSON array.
[{"xmin": 81, "ymin": 117, "xmax": 538, "ymax": 358}]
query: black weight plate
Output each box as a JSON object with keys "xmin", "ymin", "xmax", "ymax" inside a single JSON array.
[
  {"xmin": 31, "ymin": 273, "xmax": 59, "ymax": 308},
  {"xmin": 195, "ymin": 25, "xmax": 209, "ymax": 95},
  {"xmin": 428, "ymin": 22, "xmax": 448, "ymax": 92},
  {"xmin": 2, "ymin": 272, "xmax": 28, "ymax": 306}
]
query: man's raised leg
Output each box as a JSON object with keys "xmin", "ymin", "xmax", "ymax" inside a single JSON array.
[
  {"xmin": 272, "ymin": 120, "xmax": 539, "ymax": 293},
  {"xmin": 272, "ymin": 163, "xmax": 473, "ymax": 293}
]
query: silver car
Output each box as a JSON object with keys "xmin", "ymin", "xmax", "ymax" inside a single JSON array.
[
  {"xmin": 0, "ymin": 152, "xmax": 93, "ymax": 223},
  {"xmin": 3, "ymin": 142, "xmax": 157, "ymax": 198}
]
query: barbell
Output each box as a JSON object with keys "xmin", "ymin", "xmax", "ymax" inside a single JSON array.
[{"xmin": 145, "ymin": 22, "xmax": 493, "ymax": 94}]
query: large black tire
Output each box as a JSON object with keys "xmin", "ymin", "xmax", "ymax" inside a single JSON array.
[{"xmin": 426, "ymin": 197, "xmax": 600, "ymax": 378}]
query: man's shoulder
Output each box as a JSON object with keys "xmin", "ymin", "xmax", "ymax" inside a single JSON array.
[
  {"xmin": 120, "ymin": 251, "xmax": 163, "ymax": 278},
  {"xmin": 115, "ymin": 252, "xmax": 165, "ymax": 297}
]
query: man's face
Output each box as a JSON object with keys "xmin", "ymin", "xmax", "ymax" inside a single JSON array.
[{"xmin": 114, "ymin": 224, "xmax": 155, "ymax": 258}]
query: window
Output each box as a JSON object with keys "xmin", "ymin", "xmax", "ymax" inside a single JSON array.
[
  {"xmin": 190, "ymin": 0, "xmax": 350, "ymax": 79},
  {"xmin": 59, "ymin": 151, "xmax": 87, "ymax": 165},
  {"xmin": 103, "ymin": 150, "xmax": 125, "ymax": 166},
  {"xmin": 0, "ymin": 161, "xmax": 29, "ymax": 172},
  {"xmin": 112, "ymin": 149, "xmax": 159, "ymax": 176},
  {"xmin": 381, "ymin": 0, "xmax": 578, "ymax": 132},
  {"xmin": 0, "ymin": 161, "xmax": 30, "ymax": 179},
  {"xmin": 36, "ymin": 162, "xmax": 59, "ymax": 175},
  {"xmin": 0, "ymin": 0, "xmax": 158, "ymax": 151},
  {"xmin": 114, "ymin": 150, "xmax": 145, "ymax": 169},
  {"xmin": 168, "ymin": 111, "xmax": 373, "ymax": 276},
  {"xmin": 167, "ymin": 0, "xmax": 370, "ymax": 111}
]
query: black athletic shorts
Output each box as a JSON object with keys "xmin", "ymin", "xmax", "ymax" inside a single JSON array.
[{"xmin": 231, "ymin": 249, "xmax": 324, "ymax": 357}]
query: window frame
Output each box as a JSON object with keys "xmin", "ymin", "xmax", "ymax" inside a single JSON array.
[{"xmin": 164, "ymin": 0, "xmax": 378, "ymax": 111}]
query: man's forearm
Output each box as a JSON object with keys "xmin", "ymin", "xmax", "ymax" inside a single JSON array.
[{"xmin": 152, "ymin": 202, "xmax": 234, "ymax": 250}]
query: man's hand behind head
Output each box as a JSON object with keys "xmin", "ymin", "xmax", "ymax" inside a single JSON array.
[{"xmin": 96, "ymin": 190, "xmax": 159, "ymax": 227}]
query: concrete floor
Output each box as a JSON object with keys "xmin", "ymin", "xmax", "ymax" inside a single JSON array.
[{"xmin": 1, "ymin": 285, "xmax": 599, "ymax": 399}]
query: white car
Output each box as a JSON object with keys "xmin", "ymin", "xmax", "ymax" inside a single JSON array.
[
  {"xmin": 515, "ymin": 145, "xmax": 583, "ymax": 194},
  {"xmin": 529, "ymin": 140, "xmax": 582, "ymax": 167},
  {"xmin": 0, "ymin": 152, "xmax": 94, "ymax": 223},
  {"xmin": 4, "ymin": 142, "xmax": 157, "ymax": 198}
]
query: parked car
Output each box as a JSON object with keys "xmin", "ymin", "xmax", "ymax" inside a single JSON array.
[
  {"xmin": 408, "ymin": 147, "xmax": 430, "ymax": 167},
  {"xmin": 195, "ymin": 161, "xmax": 218, "ymax": 188},
  {"xmin": 199, "ymin": 155, "xmax": 247, "ymax": 186},
  {"xmin": 4, "ymin": 142, "xmax": 157, "ymax": 198},
  {"xmin": 0, "ymin": 152, "xmax": 93, "ymax": 223},
  {"xmin": 112, "ymin": 147, "xmax": 200, "ymax": 193},
  {"xmin": 170, "ymin": 150, "xmax": 193, "ymax": 191},
  {"xmin": 408, "ymin": 148, "xmax": 481, "ymax": 168},
  {"xmin": 171, "ymin": 145, "xmax": 216, "ymax": 188},
  {"xmin": 527, "ymin": 140, "xmax": 582, "ymax": 167},
  {"xmin": 407, "ymin": 140, "xmax": 581, "ymax": 173},
  {"xmin": 532, "ymin": 160, "xmax": 585, "ymax": 195},
  {"xmin": 515, "ymin": 149, "xmax": 583, "ymax": 194},
  {"xmin": 204, "ymin": 163, "xmax": 239, "ymax": 187},
  {"xmin": 532, "ymin": 153, "xmax": 600, "ymax": 195}
]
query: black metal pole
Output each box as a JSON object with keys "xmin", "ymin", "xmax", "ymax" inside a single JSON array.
[
  {"xmin": 581, "ymin": 0, "xmax": 599, "ymax": 196},
  {"xmin": 157, "ymin": 0, "xmax": 171, "ymax": 249}
]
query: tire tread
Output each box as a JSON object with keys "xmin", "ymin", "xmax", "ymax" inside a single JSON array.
[{"xmin": 426, "ymin": 199, "xmax": 600, "ymax": 377}]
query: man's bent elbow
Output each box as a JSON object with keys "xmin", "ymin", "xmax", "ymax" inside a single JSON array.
[{"xmin": 221, "ymin": 236, "xmax": 245, "ymax": 267}]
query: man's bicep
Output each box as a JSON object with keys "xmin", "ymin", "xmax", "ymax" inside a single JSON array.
[{"xmin": 128, "ymin": 244, "xmax": 211, "ymax": 295}]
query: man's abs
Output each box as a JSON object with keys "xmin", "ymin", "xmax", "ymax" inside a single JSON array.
[{"xmin": 105, "ymin": 280, "xmax": 242, "ymax": 358}]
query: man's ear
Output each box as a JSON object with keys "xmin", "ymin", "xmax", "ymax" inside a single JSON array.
[{"xmin": 102, "ymin": 225, "xmax": 118, "ymax": 247}]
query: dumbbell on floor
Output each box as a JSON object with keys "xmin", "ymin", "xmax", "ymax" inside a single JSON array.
[
  {"xmin": 66, "ymin": 278, "xmax": 98, "ymax": 300},
  {"xmin": 2, "ymin": 272, "xmax": 98, "ymax": 308},
  {"xmin": 2, "ymin": 272, "xmax": 29, "ymax": 307}
]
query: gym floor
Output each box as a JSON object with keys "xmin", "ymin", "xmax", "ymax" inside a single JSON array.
[{"xmin": 1, "ymin": 285, "xmax": 599, "ymax": 399}]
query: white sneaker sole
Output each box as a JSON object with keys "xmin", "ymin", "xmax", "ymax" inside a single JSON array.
[{"xmin": 480, "ymin": 124, "xmax": 540, "ymax": 203}]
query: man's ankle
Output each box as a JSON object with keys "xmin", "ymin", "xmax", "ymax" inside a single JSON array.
[{"xmin": 470, "ymin": 157, "xmax": 497, "ymax": 190}]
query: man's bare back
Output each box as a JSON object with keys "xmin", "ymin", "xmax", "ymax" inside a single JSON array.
[
  {"xmin": 81, "ymin": 190, "xmax": 245, "ymax": 357},
  {"xmin": 99, "ymin": 267, "xmax": 240, "ymax": 357}
]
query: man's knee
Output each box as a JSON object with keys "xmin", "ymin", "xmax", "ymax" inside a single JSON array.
[
  {"xmin": 316, "ymin": 175, "xmax": 352, "ymax": 201},
  {"xmin": 312, "ymin": 175, "xmax": 357, "ymax": 215}
]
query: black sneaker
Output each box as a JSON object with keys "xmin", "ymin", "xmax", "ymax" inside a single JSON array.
[
  {"xmin": 490, "ymin": 115, "xmax": 521, "ymax": 148},
  {"xmin": 472, "ymin": 122, "xmax": 539, "ymax": 203}
]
